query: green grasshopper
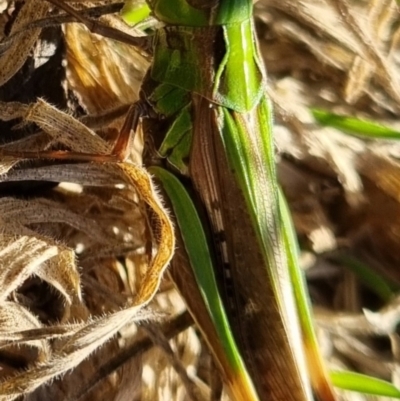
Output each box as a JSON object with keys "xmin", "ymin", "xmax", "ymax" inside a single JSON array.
[
  {"xmin": 127, "ymin": 1, "xmax": 336, "ymax": 400},
  {"xmin": 0, "ymin": 1, "xmax": 336, "ymax": 400}
]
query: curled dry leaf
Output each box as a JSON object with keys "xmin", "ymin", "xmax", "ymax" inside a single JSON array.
[
  {"xmin": 0, "ymin": 301, "xmax": 50, "ymax": 357},
  {"xmin": 0, "ymin": 152, "xmax": 174, "ymax": 399},
  {"xmin": 0, "ymin": 0, "xmax": 50, "ymax": 86},
  {"xmin": 0, "ymin": 33, "xmax": 173, "ymax": 399},
  {"xmin": 65, "ymin": 22, "xmax": 148, "ymax": 113}
]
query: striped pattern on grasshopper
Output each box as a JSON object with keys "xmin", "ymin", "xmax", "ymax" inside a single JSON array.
[{"xmin": 135, "ymin": 1, "xmax": 336, "ymax": 400}]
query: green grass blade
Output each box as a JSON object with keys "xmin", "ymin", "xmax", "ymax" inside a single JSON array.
[
  {"xmin": 312, "ymin": 108, "xmax": 400, "ymax": 140},
  {"xmin": 336, "ymin": 255, "xmax": 397, "ymax": 302},
  {"xmin": 279, "ymin": 189, "xmax": 336, "ymax": 400},
  {"xmin": 331, "ymin": 371, "xmax": 400, "ymax": 398}
]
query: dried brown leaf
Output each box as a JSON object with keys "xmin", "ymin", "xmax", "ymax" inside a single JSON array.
[{"xmin": 0, "ymin": 0, "xmax": 50, "ymax": 86}]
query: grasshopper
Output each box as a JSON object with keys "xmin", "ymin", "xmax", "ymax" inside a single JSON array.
[
  {"xmin": 136, "ymin": 2, "xmax": 336, "ymax": 400},
  {"xmin": 0, "ymin": 1, "xmax": 336, "ymax": 400}
]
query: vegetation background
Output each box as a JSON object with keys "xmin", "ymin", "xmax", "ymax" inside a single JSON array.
[{"xmin": 0, "ymin": 0, "xmax": 399, "ymax": 400}]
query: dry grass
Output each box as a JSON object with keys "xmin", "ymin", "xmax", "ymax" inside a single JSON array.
[{"xmin": 0, "ymin": 1, "xmax": 399, "ymax": 400}]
